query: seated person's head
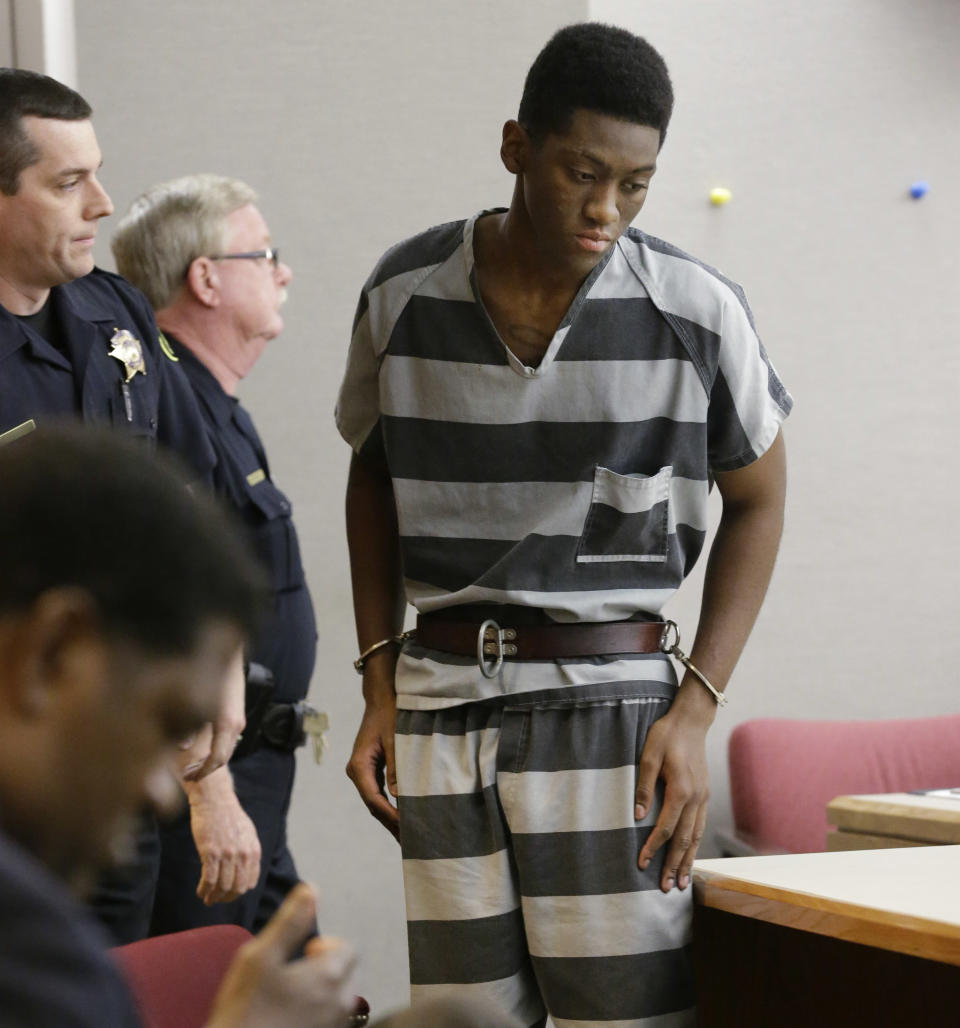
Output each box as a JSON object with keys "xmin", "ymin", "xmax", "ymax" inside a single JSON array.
[{"xmin": 0, "ymin": 426, "xmax": 265, "ymax": 889}]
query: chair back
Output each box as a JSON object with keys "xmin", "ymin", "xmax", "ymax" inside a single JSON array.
[
  {"xmin": 113, "ymin": 924, "xmax": 252, "ymax": 1028},
  {"xmin": 728, "ymin": 715, "xmax": 960, "ymax": 853}
]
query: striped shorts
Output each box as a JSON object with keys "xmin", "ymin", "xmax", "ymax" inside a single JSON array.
[{"xmin": 394, "ymin": 680, "xmax": 697, "ymax": 1028}]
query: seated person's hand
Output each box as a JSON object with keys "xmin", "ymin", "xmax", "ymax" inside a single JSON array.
[{"xmin": 206, "ymin": 884, "xmax": 357, "ymax": 1028}]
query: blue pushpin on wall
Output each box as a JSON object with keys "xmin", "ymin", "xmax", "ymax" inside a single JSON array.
[{"xmin": 909, "ymin": 180, "xmax": 929, "ymax": 199}]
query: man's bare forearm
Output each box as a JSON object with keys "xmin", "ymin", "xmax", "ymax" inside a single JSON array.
[
  {"xmin": 345, "ymin": 451, "xmax": 405, "ymax": 697},
  {"xmin": 345, "ymin": 450, "xmax": 406, "ymax": 836},
  {"xmin": 680, "ymin": 430, "xmax": 787, "ymax": 703}
]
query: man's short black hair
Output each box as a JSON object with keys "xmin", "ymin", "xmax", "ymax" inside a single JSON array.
[
  {"xmin": 518, "ymin": 23, "xmax": 674, "ymax": 146},
  {"xmin": 0, "ymin": 425, "xmax": 265, "ymax": 655},
  {"xmin": 0, "ymin": 68, "xmax": 92, "ymax": 195}
]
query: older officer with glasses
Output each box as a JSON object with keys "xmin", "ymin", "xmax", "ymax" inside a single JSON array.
[{"xmin": 112, "ymin": 175, "xmax": 319, "ymax": 939}]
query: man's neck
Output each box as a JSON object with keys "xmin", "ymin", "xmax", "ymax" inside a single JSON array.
[
  {"xmin": 473, "ymin": 208, "xmax": 587, "ymax": 366},
  {"xmin": 0, "ymin": 271, "xmax": 51, "ymax": 316},
  {"xmin": 479, "ymin": 186, "xmax": 588, "ymax": 303},
  {"xmin": 155, "ymin": 310, "xmax": 240, "ymax": 396}
]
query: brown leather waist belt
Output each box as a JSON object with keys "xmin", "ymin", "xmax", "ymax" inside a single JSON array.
[{"xmin": 414, "ymin": 615, "xmax": 668, "ymax": 662}]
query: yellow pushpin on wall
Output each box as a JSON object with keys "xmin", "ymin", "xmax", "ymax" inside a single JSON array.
[{"xmin": 709, "ymin": 186, "xmax": 732, "ymax": 206}]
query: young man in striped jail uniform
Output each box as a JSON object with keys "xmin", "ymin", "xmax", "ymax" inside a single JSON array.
[{"xmin": 337, "ymin": 22, "xmax": 791, "ymax": 1028}]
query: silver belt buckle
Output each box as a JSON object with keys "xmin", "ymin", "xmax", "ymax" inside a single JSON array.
[
  {"xmin": 476, "ymin": 619, "xmax": 519, "ymax": 679},
  {"xmin": 477, "ymin": 619, "xmax": 503, "ymax": 679}
]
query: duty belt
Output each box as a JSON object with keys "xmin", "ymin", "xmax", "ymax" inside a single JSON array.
[{"xmin": 235, "ymin": 660, "xmax": 329, "ymax": 762}]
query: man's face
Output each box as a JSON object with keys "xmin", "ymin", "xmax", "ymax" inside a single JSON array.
[
  {"xmin": 46, "ymin": 620, "xmax": 239, "ymax": 881},
  {"xmin": 213, "ymin": 203, "xmax": 293, "ymax": 378},
  {"xmin": 512, "ymin": 108, "xmax": 661, "ymax": 279},
  {"xmin": 0, "ymin": 117, "xmax": 113, "ymax": 297}
]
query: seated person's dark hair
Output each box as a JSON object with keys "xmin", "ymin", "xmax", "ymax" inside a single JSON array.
[
  {"xmin": 518, "ymin": 22, "xmax": 674, "ymax": 146},
  {"xmin": 0, "ymin": 68, "xmax": 92, "ymax": 195},
  {"xmin": 0, "ymin": 425, "xmax": 266, "ymax": 654}
]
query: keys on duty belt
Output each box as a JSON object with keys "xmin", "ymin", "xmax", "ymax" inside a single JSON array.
[
  {"xmin": 238, "ymin": 661, "xmax": 330, "ymax": 762},
  {"xmin": 259, "ymin": 701, "xmax": 329, "ymax": 763}
]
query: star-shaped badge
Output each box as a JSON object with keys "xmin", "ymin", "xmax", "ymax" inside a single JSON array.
[{"xmin": 108, "ymin": 328, "xmax": 147, "ymax": 383}]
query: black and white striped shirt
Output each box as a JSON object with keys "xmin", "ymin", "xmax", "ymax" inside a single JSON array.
[{"xmin": 337, "ymin": 212, "xmax": 792, "ymax": 707}]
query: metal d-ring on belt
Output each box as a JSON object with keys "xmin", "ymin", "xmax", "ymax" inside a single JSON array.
[{"xmin": 476, "ymin": 618, "xmax": 517, "ymax": 679}]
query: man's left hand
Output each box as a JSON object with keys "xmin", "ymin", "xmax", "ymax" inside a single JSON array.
[{"xmin": 634, "ymin": 682, "xmax": 716, "ymax": 893}]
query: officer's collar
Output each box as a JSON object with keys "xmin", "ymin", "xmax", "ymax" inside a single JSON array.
[
  {"xmin": 0, "ymin": 275, "xmax": 115, "ymax": 366},
  {"xmin": 163, "ymin": 332, "xmax": 237, "ymax": 429},
  {"xmin": 55, "ymin": 274, "xmax": 123, "ymax": 323},
  {"xmin": 0, "ymin": 293, "xmax": 68, "ymax": 367}
]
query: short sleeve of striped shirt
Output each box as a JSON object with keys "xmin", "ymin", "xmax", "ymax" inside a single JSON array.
[
  {"xmin": 620, "ymin": 230, "xmax": 792, "ymax": 472},
  {"xmin": 335, "ymin": 221, "xmax": 467, "ymax": 457}
]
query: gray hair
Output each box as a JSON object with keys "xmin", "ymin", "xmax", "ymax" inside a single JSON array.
[{"xmin": 111, "ymin": 173, "xmax": 257, "ymax": 310}]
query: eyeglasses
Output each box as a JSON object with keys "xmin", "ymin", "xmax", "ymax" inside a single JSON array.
[{"xmin": 209, "ymin": 247, "xmax": 281, "ymax": 269}]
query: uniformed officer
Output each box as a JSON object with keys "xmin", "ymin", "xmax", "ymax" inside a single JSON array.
[
  {"xmin": 0, "ymin": 68, "xmax": 248, "ymax": 942},
  {"xmin": 111, "ymin": 174, "xmax": 318, "ymax": 933}
]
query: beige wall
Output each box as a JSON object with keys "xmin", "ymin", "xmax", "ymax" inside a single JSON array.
[
  {"xmin": 74, "ymin": 0, "xmax": 960, "ymax": 1016},
  {"xmin": 0, "ymin": 1, "xmax": 12, "ymax": 65}
]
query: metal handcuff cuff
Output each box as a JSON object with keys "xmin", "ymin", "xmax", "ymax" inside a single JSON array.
[
  {"xmin": 658, "ymin": 620, "xmax": 728, "ymax": 706},
  {"xmin": 353, "ymin": 631, "xmax": 415, "ymax": 674}
]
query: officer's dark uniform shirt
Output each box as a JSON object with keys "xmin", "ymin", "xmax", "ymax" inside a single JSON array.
[
  {"xmin": 147, "ymin": 334, "xmax": 316, "ymax": 938},
  {"xmin": 1, "ymin": 270, "xmax": 217, "ymax": 946},
  {"xmin": 167, "ymin": 336, "xmax": 317, "ymax": 703},
  {"xmin": 0, "ymin": 268, "xmax": 215, "ymax": 481}
]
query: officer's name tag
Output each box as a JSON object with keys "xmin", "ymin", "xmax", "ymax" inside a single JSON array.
[
  {"xmin": 246, "ymin": 468, "xmax": 266, "ymax": 486},
  {"xmin": 0, "ymin": 419, "xmax": 36, "ymax": 447}
]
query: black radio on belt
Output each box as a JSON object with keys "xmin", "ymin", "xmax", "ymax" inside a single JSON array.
[
  {"xmin": 259, "ymin": 702, "xmax": 312, "ymax": 752},
  {"xmin": 232, "ymin": 661, "xmax": 276, "ymax": 761}
]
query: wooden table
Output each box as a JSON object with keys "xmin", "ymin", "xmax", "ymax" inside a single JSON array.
[
  {"xmin": 826, "ymin": 790, "xmax": 960, "ymax": 850},
  {"xmin": 692, "ymin": 846, "xmax": 960, "ymax": 1026}
]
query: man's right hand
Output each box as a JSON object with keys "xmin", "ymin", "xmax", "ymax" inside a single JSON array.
[
  {"xmin": 184, "ymin": 765, "xmax": 262, "ymax": 904},
  {"xmin": 205, "ymin": 884, "xmax": 356, "ymax": 1028},
  {"xmin": 346, "ymin": 688, "xmax": 400, "ymax": 841}
]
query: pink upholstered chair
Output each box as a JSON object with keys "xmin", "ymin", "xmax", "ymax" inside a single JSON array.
[
  {"xmin": 721, "ymin": 715, "xmax": 960, "ymax": 855},
  {"xmin": 114, "ymin": 924, "xmax": 252, "ymax": 1028},
  {"xmin": 115, "ymin": 926, "xmax": 371, "ymax": 1028}
]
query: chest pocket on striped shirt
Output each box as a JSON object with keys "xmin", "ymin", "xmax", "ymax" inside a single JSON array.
[{"xmin": 576, "ymin": 465, "xmax": 671, "ymax": 564}]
